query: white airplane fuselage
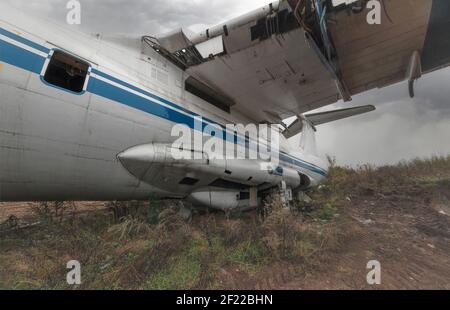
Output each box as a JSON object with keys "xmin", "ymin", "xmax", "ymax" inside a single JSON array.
[{"xmin": 0, "ymin": 5, "xmax": 328, "ymax": 209}]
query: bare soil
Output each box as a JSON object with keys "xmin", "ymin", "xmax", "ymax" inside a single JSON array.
[
  {"xmin": 202, "ymin": 169, "xmax": 450, "ymax": 290},
  {"xmin": 0, "ymin": 159, "xmax": 449, "ymax": 290},
  {"xmin": 282, "ymin": 192, "xmax": 450, "ymax": 290},
  {"xmin": 205, "ymin": 159, "xmax": 450, "ymax": 290}
]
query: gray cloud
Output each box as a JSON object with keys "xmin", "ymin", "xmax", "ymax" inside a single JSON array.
[
  {"xmin": 4, "ymin": 0, "xmax": 450, "ymax": 166},
  {"xmin": 5, "ymin": 0, "xmax": 273, "ymax": 34},
  {"xmin": 313, "ymin": 67, "xmax": 450, "ymax": 166}
]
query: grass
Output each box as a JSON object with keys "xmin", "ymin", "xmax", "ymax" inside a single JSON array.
[
  {"xmin": 0, "ymin": 205, "xmax": 344, "ymax": 289},
  {"xmin": 1, "ymin": 156, "xmax": 448, "ymax": 290}
]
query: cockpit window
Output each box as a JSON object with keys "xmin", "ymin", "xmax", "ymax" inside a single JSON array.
[{"xmin": 43, "ymin": 51, "xmax": 89, "ymax": 93}]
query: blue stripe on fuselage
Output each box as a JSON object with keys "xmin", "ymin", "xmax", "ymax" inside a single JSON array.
[
  {"xmin": 88, "ymin": 77, "xmax": 196, "ymax": 128},
  {"xmin": 92, "ymin": 69, "xmax": 203, "ymax": 120},
  {"xmin": 0, "ymin": 27, "xmax": 328, "ymax": 176},
  {"xmin": 0, "ymin": 27, "xmax": 50, "ymax": 54},
  {"xmin": 0, "ymin": 37, "xmax": 45, "ymax": 74}
]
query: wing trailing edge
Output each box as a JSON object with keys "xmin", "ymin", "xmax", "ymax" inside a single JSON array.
[{"xmin": 283, "ymin": 105, "xmax": 376, "ymax": 139}]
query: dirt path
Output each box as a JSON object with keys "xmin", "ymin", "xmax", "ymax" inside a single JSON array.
[{"xmin": 280, "ymin": 186, "xmax": 450, "ymax": 290}]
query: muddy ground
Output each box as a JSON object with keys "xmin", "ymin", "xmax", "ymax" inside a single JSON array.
[
  {"xmin": 212, "ymin": 181, "xmax": 450, "ymax": 290},
  {"xmin": 0, "ymin": 158, "xmax": 449, "ymax": 290},
  {"xmin": 282, "ymin": 192, "xmax": 450, "ymax": 289}
]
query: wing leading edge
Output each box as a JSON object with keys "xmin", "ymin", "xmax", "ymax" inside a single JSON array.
[{"xmin": 283, "ymin": 105, "xmax": 376, "ymax": 139}]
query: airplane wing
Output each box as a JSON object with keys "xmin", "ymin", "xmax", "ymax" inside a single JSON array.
[
  {"xmin": 305, "ymin": 105, "xmax": 376, "ymax": 126},
  {"xmin": 145, "ymin": 0, "xmax": 449, "ymax": 123},
  {"xmin": 283, "ymin": 105, "xmax": 376, "ymax": 139}
]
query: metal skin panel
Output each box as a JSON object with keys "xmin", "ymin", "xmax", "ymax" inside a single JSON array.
[
  {"xmin": 422, "ymin": 0, "xmax": 450, "ymax": 72},
  {"xmin": 328, "ymin": 0, "xmax": 434, "ymax": 95},
  {"xmin": 0, "ymin": 4, "xmax": 328, "ymax": 205},
  {"xmin": 188, "ymin": 28, "xmax": 340, "ymax": 122},
  {"xmin": 0, "ymin": 63, "xmax": 166, "ymax": 201}
]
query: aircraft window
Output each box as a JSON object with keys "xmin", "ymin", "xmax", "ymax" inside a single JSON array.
[{"xmin": 44, "ymin": 51, "xmax": 89, "ymax": 93}]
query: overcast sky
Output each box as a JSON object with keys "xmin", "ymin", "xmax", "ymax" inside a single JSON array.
[{"xmin": 5, "ymin": 0, "xmax": 450, "ymax": 167}]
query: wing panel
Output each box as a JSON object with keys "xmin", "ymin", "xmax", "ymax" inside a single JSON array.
[
  {"xmin": 328, "ymin": 0, "xmax": 433, "ymax": 95},
  {"xmin": 188, "ymin": 27, "xmax": 339, "ymax": 122}
]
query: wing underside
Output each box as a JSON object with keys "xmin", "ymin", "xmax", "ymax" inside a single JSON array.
[{"xmin": 146, "ymin": 0, "xmax": 447, "ymax": 123}]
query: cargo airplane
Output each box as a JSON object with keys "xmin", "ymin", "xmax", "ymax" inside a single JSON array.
[{"xmin": 1, "ymin": 0, "xmax": 449, "ymax": 211}]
